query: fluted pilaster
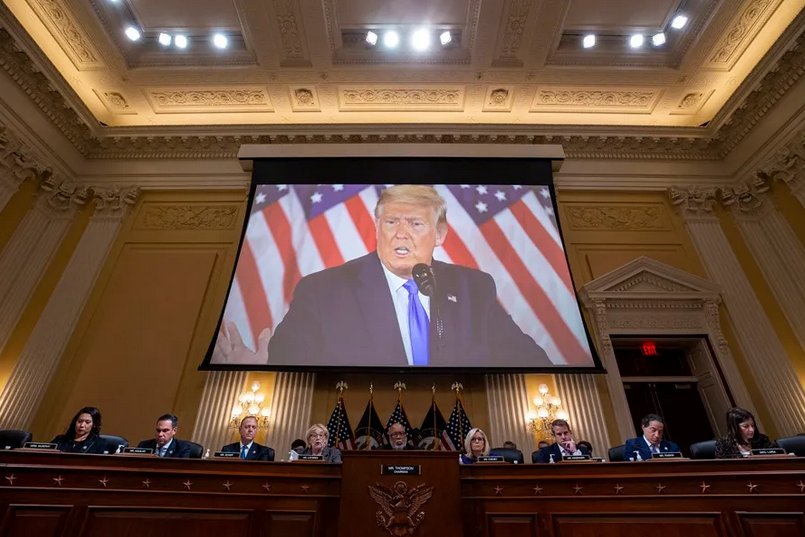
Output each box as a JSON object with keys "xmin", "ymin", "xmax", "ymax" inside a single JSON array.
[
  {"xmin": 191, "ymin": 370, "xmax": 247, "ymax": 452},
  {"xmin": 675, "ymin": 200, "xmax": 805, "ymax": 436},
  {"xmin": 555, "ymin": 374, "xmax": 611, "ymax": 458},
  {"xmin": 0, "ymin": 173, "xmax": 23, "ymax": 211},
  {"xmin": 0, "ymin": 188, "xmax": 137, "ymax": 429},
  {"xmin": 484, "ymin": 374, "xmax": 531, "ymax": 453},
  {"xmin": 268, "ymin": 372, "xmax": 315, "ymax": 459}
]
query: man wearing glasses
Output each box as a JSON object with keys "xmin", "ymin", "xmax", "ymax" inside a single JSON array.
[{"xmin": 382, "ymin": 422, "xmax": 418, "ymax": 450}]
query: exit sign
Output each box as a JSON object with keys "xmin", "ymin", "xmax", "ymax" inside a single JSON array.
[{"xmin": 641, "ymin": 341, "xmax": 658, "ymax": 356}]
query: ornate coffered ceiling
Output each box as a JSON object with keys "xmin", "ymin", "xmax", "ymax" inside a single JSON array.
[{"xmin": 0, "ymin": 0, "xmax": 803, "ymax": 161}]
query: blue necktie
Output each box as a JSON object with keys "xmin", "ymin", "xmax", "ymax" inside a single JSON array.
[
  {"xmin": 241, "ymin": 445, "xmax": 248, "ymax": 459},
  {"xmin": 403, "ymin": 279, "xmax": 429, "ymax": 365}
]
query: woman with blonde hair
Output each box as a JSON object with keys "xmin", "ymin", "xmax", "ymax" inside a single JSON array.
[
  {"xmin": 460, "ymin": 427, "xmax": 490, "ymax": 464},
  {"xmin": 301, "ymin": 423, "xmax": 342, "ymax": 463}
]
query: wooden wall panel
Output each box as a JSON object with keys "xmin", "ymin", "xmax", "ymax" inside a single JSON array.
[
  {"xmin": 0, "ymin": 504, "xmax": 71, "ymax": 537},
  {"xmin": 736, "ymin": 511, "xmax": 805, "ymax": 537},
  {"xmin": 551, "ymin": 513, "xmax": 725, "ymax": 537},
  {"xmin": 80, "ymin": 507, "xmax": 251, "ymax": 537},
  {"xmin": 486, "ymin": 514, "xmax": 538, "ymax": 537},
  {"xmin": 265, "ymin": 510, "xmax": 317, "ymax": 537}
]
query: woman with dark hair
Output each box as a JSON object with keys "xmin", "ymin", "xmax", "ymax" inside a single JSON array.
[
  {"xmin": 50, "ymin": 407, "xmax": 105, "ymax": 454},
  {"xmin": 714, "ymin": 407, "xmax": 776, "ymax": 459}
]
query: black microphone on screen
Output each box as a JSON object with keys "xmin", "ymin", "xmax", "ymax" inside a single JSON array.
[{"xmin": 412, "ymin": 263, "xmax": 437, "ymax": 297}]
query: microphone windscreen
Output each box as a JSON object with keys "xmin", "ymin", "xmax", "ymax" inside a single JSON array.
[{"xmin": 412, "ymin": 263, "xmax": 436, "ymax": 297}]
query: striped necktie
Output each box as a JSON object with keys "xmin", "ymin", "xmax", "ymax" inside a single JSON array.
[{"xmin": 240, "ymin": 445, "xmax": 248, "ymax": 459}]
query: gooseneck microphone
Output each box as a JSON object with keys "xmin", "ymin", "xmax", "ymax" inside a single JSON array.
[{"xmin": 412, "ymin": 263, "xmax": 437, "ymax": 297}]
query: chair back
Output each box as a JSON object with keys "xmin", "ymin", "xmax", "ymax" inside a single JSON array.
[
  {"xmin": 489, "ymin": 447, "xmax": 524, "ymax": 464},
  {"xmin": 186, "ymin": 441, "xmax": 204, "ymax": 459},
  {"xmin": 608, "ymin": 444, "xmax": 626, "ymax": 462},
  {"xmin": 99, "ymin": 434, "xmax": 129, "ymax": 453},
  {"xmin": 776, "ymin": 435, "xmax": 805, "ymax": 457},
  {"xmin": 689, "ymin": 440, "xmax": 717, "ymax": 459},
  {"xmin": 0, "ymin": 429, "xmax": 33, "ymax": 449}
]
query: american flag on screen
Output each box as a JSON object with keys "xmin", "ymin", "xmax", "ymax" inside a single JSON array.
[{"xmin": 219, "ymin": 183, "xmax": 591, "ymax": 366}]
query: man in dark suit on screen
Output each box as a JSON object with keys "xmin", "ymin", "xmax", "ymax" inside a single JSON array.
[
  {"xmin": 267, "ymin": 184, "xmax": 550, "ymax": 368},
  {"xmin": 220, "ymin": 415, "xmax": 275, "ymax": 461},
  {"xmin": 137, "ymin": 414, "xmax": 192, "ymax": 458}
]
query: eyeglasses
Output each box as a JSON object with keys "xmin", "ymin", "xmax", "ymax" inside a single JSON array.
[
  {"xmin": 389, "ymin": 432, "xmax": 407, "ymax": 438},
  {"xmin": 309, "ymin": 432, "xmax": 326, "ymax": 438}
]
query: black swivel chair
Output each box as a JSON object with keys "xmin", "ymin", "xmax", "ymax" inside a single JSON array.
[
  {"xmin": 99, "ymin": 434, "xmax": 129, "ymax": 453},
  {"xmin": 776, "ymin": 435, "xmax": 805, "ymax": 457},
  {"xmin": 186, "ymin": 441, "xmax": 204, "ymax": 459},
  {"xmin": 489, "ymin": 447, "xmax": 525, "ymax": 464},
  {"xmin": 608, "ymin": 444, "xmax": 626, "ymax": 462},
  {"xmin": 689, "ymin": 440, "xmax": 717, "ymax": 459},
  {"xmin": 0, "ymin": 429, "xmax": 33, "ymax": 449}
]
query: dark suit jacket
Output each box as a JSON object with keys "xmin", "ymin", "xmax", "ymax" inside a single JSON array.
[
  {"xmin": 623, "ymin": 436, "xmax": 679, "ymax": 461},
  {"xmin": 623, "ymin": 437, "xmax": 680, "ymax": 460},
  {"xmin": 51, "ymin": 433, "xmax": 106, "ymax": 454},
  {"xmin": 137, "ymin": 438, "xmax": 192, "ymax": 458},
  {"xmin": 714, "ymin": 433, "xmax": 775, "ymax": 459},
  {"xmin": 301, "ymin": 446, "xmax": 342, "ymax": 463},
  {"xmin": 377, "ymin": 443, "xmax": 419, "ymax": 451},
  {"xmin": 221, "ymin": 441, "xmax": 275, "ymax": 461},
  {"xmin": 532, "ymin": 442, "xmax": 591, "ymax": 463},
  {"xmin": 268, "ymin": 252, "xmax": 551, "ymax": 367}
]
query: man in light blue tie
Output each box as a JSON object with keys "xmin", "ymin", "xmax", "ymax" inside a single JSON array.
[{"xmin": 220, "ymin": 416, "xmax": 275, "ymax": 461}]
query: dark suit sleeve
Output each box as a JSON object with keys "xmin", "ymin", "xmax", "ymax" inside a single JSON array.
[
  {"xmin": 258, "ymin": 446, "xmax": 275, "ymax": 461},
  {"xmin": 173, "ymin": 440, "xmax": 192, "ymax": 458},
  {"xmin": 533, "ymin": 446, "xmax": 552, "ymax": 463},
  {"xmin": 328, "ymin": 447, "xmax": 342, "ymax": 463},
  {"xmin": 221, "ymin": 442, "xmax": 237, "ymax": 453},
  {"xmin": 136, "ymin": 439, "xmax": 151, "ymax": 449},
  {"xmin": 623, "ymin": 438, "xmax": 638, "ymax": 459},
  {"xmin": 267, "ymin": 275, "xmax": 321, "ymax": 364}
]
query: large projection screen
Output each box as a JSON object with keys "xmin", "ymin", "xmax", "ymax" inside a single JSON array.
[{"xmin": 202, "ymin": 145, "xmax": 601, "ymax": 372}]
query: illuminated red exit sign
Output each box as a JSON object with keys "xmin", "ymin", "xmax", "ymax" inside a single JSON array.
[{"xmin": 641, "ymin": 341, "xmax": 658, "ymax": 356}]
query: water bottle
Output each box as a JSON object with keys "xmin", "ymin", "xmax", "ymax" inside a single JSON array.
[
  {"xmin": 288, "ymin": 450, "xmax": 299, "ymax": 461},
  {"xmin": 549, "ymin": 454, "xmax": 555, "ymax": 463},
  {"xmin": 203, "ymin": 448, "xmax": 210, "ymax": 459}
]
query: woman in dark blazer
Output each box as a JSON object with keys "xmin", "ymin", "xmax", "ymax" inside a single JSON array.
[
  {"xmin": 715, "ymin": 407, "xmax": 776, "ymax": 458},
  {"xmin": 50, "ymin": 406, "xmax": 106, "ymax": 454},
  {"xmin": 301, "ymin": 423, "xmax": 342, "ymax": 463}
]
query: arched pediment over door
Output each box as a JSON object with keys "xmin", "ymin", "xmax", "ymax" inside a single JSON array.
[{"xmin": 579, "ymin": 256, "xmax": 757, "ymax": 443}]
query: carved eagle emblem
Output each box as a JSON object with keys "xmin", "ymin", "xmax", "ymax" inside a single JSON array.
[{"xmin": 367, "ymin": 480, "xmax": 434, "ymax": 536}]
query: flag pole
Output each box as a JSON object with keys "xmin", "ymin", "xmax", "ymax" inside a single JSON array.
[
  {"xmin": 366, "ymin": 382, "xmax": 374, "ymax": 450},
  {"xmin": 432, "ymin": 383, "xmax": 438, "ymax": 451}
]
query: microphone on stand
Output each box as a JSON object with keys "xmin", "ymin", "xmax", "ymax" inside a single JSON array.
[{"xmin": 412, "ymin": 263, "xmax": 444, "ymax": 343}]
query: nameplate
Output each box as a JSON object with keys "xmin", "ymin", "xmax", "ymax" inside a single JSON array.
[
  {"xmin": 652, "ymin": 451, "xmax": 683, "ymax": 459},
  {"xmin": 562, "ymin": 454, "xmax": 591, "ymax": 461},
  {"xmin": 381, "ymin": 465, "xmax": 421, "ymax": 475},
  {"xmin": 752, "ymin": 447, "xmax": 786, "ymax": 456},
  {"xmin": 23, "ymin": 442, "xmax": 58, "ymax": 450},
  {"xmin": 298, "ymin": 454, "xmax": 324, "ymax": 461},
  {"xmin": 213, "ymin": 451, "xmax": 239, "ymax": 458},
  {"xmin": 477, "ymin": 456, "xmax": 504, "ymax": 463},
  {"xmin": 123, "ymin": 447, "xmax": 153, "ymax": 455}
]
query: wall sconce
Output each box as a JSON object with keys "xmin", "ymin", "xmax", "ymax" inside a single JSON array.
[
  {"xmin": 230, "ymin": 381, "xmax": 271, "ymax": 429},
  {"xmin": 525, "ymin": 384, "xmax": 568, "ymax": 439}
]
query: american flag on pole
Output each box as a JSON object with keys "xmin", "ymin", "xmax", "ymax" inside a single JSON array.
[
  {"xmin": 385, "ymin": 400, "xmax": 413, "ymax": 442},
  {"xmin": 326, "ymin": 396, "xmax": 355, "ymax": 450},
  {"xmin": 418, "ymin": 398, "xmax": 454, "ymax": 450},
  {"xmin": 213, "ymin": 183, "xmax": 592, "ymax": 366},
  {"xmin": 445, "ymin": 398, "xmax": 473, "ymax": 453}
]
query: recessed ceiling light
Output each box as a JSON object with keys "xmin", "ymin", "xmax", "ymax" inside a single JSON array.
[
  {"xmin": 124, "ymin": 26, "xmax": 141, "ymax": 41},
  {"xmin": 383, "ymin": 30, "xmax": 399, "ymax": 49},
  {"xmin": 365, "ymin": 31, "xmax": 378, "ymax": 46},
  {"xmin": 629, "ymin": 34, "xmax": 644, "ymax": 48},
  {"xmin": 582, "ymin": 34, "xmax": 596, "ymax": 49},
  {"xmin": 158, "ymin": 32, "xmax": 171, "ymax": 46},
  {"xmin": 440, "ymin": 30, "xmax": 452, "ymax": 46},
  {"xmin": 174, "ymin": 34, "xmax": 188, "ymax": 49},
  {"xmin": 411, "ymin": 28, "xmax": 430, "ymax": 51},
  {"xmin": 652, "ymin": 32, "xmax": 666, "ymax": 46},
  {"xmin": 212, "ymin": 33, "xmax": 228, "ymax": 49},
  {"xmin": 671, "ymin": 14, "xmax": 688, "ymax": 29}
]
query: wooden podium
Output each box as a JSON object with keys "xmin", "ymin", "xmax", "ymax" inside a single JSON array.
[{"xmin": 338, "ymin": 450, "xmax": 462, "ymax": 537}]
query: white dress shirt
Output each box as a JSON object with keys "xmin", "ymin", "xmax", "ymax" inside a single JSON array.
[{"xmin": 380, "ymin": 264, "xmax": 431, "ymax": 366}]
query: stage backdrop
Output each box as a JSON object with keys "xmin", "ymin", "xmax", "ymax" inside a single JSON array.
[{"xmin": 201, "ymin": 153, "xmax": 600, "ymax": 372}]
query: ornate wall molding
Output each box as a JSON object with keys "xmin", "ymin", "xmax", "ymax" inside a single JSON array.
[
  {"xmin": 133, "ymin": 204, "xmax": 240, "ymax": 231},
  {"xmin": 531, "ymin": 89, "xmax": 660, "ymax": 113},
  {"xmin": 24, "ymin": 0, "xmax": 104, "ymax": 70},
  {"xmin": 147, "ymin": 88, "xmax": 274, "ymax": 113},
  {"xmin": 339, "ymin": 87, "xmax": 464, "ymax": 110},
  {"xmin": 757, "ymin": 127, "xmax": 805, "ymax": 204},
  {"xmin": 493, "ymin": 0, "xmax": 532, "ymax": 67},
  {"xmin": 565, "ymin": 205, "xmax": 670, "ymax": 231},
  {"xmin": 705, "ymin": 0, "xmax": 780, "ymax": 71}
]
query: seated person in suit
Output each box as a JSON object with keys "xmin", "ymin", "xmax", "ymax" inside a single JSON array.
[
  {"xmin": 624, "ymin": 414, "xmax": 679, "ymax": 460},
  {"xmin": 502, "ymin": 440, "xmax": 516, "ymax": 449},
  {"xmin": 537, "ymin": 440, "xmax": 549, "ymax": 450},
  {"xmin": 460, "ymin": 428, "xmax": 491, "ymax": 464},
  {"xmin": 715, "ymin": 407, "xmax": 777, "ymax": 458},
  {"xmin": 532, "ymin": 419, "xmax": 590, "ymax": 463},
  {"xmin": 382, "ymin": 422, "xmax": 418, "ymax": 450},
  {"xmin": 301, "ymin": 423, "xmax": 342, "ymax": 463},
  {"xmin": 577, "ymin": 440, "xmax": 593, "ymax": 456},
  {"xmin": 137, "ymin": 413, "xmax": 192, "ymax": 458},
  {"xmin": 291, "ymin": 438, "xmax": 306, "ymax": 455},
  {"xmin": 51, "ymin": 406, "xmax": 106, "ymax": 454},
  {"xmin": 221, "ymin": 416, "xmax": 274, "ymax": 460}
]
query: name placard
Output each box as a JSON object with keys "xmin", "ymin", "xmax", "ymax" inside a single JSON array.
[
  {"xmin": 752, "ymin": 448, "xmax": 786, "ymax": 456},
  {"xmin": 213, "ymin": 451, "xmax": 239, "ymax": 458},
  {"xmin": 122, "ymin": 447, "xmax": 153, "ymax": 455},
  {"xmin": 652, "ymin": 451, "xmax": 683, "ymax": 459},
  {"xmin": 477, "ymin": 455, "xmax": 505, "ymax": 463},
  {"xmin": 23, "ymin": 442, "xmax": 58, "ymax": 450},
  {"xmin": 562, "ymin": 454, "xmax": 591, "ymax": 461},
  {"xmin": 381, "ymin": 464, "xmax": 421, "ymax": 475},
  {"xmin": 298, "ymin": 454, "xmax": 324, "ymax": 461}
]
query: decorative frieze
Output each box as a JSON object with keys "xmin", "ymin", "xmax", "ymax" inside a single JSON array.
[
  {"xmin": 147, "ymin": 88, "xmax": 274, "ymax": 113},
  {"xmin": 339, "ymin": 87, "xmax": 464, "ymax": 110},
  {"xmin": 706, "ymin": 0, "xmax": 780, "ymax": 70},
  {"xmin": 531, "ymin": 88, "xmax": 660, "ymax": 113},
  {"xmin": 565, "ymin": 205, "xmax": 669, "ymax": 231},
  {"xmin": 134, "ymin": 204, "xmax": 240, "ymax": 231},
  {"xmin": 24, "ymin": 0, "xmax": 104, "ymax": 70}
]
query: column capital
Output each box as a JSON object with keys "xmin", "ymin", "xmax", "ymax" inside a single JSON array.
[
  {"xmin": 669, "ymin": 186, "xmax": 719, "ymax": 219},
  {"xmin": 91, "ymin": 186, "xmax": 140, "ymax": 219}
]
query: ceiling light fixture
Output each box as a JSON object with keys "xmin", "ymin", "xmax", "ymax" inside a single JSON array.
[
  {"xmin": 174, "ymin": 34, "xmax": 188, "ymax": 49},
  {"xmin": 212, "ymin": 33, "xmax": 228, "ymax": 49},
  {"xmin": 411, "ymin": 28, "xmax": 430, "ymax": 51},
  {"xmin": 124, "ymin": 26, "xmax": 141, "ymax": 41},
  {"xmin": 671, "ymin": 14, "xmax": 688, "ymax": 29},
  {"xmin": 629, "ymin": 34, "xmax": 644, "ymax": 48},
  {"xmin": 158, "ymin": 33, "xmax": 172, "ymax": 46},
  {"xmin": 440, "ymin": 31, "xmax": 452, "ymax": 46},
  {"xmin": 582, "ymin": 34, "xmax": 596, "ymax": 49},
  {"xmin": 652, "ymin": 32, "xmax": 666, "ymax": 46},
  {"xmin": 383, "ymin": 30, "xmax": 399, "ymax": 49},
  {"xmin": 365, "ymin": 31, "xmax": 378, "ymax": 46}
]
